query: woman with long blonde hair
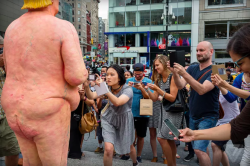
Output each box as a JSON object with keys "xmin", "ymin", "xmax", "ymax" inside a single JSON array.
[{"xmin": 146, "ymin": 55, "xmax": 185, "ymax": 166}]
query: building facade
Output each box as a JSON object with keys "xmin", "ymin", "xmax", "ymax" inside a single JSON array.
[
  {"xmin": 68, "ymin": 0, "xmax": 87, "ymax": 54},
  {"xmin": 87, "ymin": 10, "xmax": 92, "ymax": 52},
  {"xmin": 0, "ymin": 0, "xmax": 27, "ymax": 37},
  {"xmin": 198, "ymin": 0, "xmax": 250, "ymax": 64},
  {"xmin": 107, "ymin": 0, "xmax": 196, "ymax": 66},
  {"xmin": 99, "ymin": 17, "xmax": 105, "ymax": 58},
  {"xmin": 103, "ymin": 19, "xmax": 109, "ymax": 32},
  {"xmin": 87, "ymin": 0, "xmax": 100, "ymax": 53}
]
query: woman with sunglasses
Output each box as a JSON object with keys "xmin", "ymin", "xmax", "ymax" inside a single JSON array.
[{"xmin": 171, "ymin": 24, "xmax": 250, "ymax": 156}]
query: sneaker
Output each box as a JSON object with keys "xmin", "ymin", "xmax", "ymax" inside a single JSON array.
[
  {"xmin": 151, "ymin": 157, "xmax": 158, "ymax": 162},
  {"xmin": 94, "ymin": 147, "xmax": 103, "ymax": 153},
  {"xmin": 137, "ymin": 156, "xmax": 142, "ymax": 163},
  {"xmin": 120, "ymin": 155, "xmax": 130, "ymax": 160},
  {"xmin": 163, "ymin": 158, "xmax": 167, "ymax": 164},
  {"xmin": 176, "ymin": 154, "xmax": 180, "ymax": 159},
  {"xmin": 183, "ymin": 153, "xmax": 194, "ymax": 162},
  {"xmin": 133, "ymin": 161, "xmax": 139, "ymax": 166}
]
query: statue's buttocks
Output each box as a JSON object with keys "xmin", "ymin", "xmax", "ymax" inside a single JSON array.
[{"xmin": 2, "ymin": 12, "xmax": 85, "ymax": 139}]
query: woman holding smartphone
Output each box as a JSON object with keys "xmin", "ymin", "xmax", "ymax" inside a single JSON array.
[
  {"xmin": 145, "ymin": 55, "xmax": 182, "ymax": 166},
  {"xmin": 84, "ymin": 64, "xmax": 138, "ymax": 166}
]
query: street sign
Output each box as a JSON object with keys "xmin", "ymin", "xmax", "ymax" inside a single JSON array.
[
  {"xmin": 91, "ymin": 52, "xmax": 95, "ymax": 57},
  {"xmin": 159, "ymin": 44, "xmax": 166, "ymax": 49}
]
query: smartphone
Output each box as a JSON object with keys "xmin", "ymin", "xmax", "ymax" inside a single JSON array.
[
  {"xmin": 163, "ymin": 119, "xmax": 182, "ymax": 140},
  {"xmin": 78, "ymin": 84, "xmax": 83, "ymax": 90},
  {"xmin": 169, "ymin": 51, "xmax": 185, "ymax": 67},
  {"xmin": 89, "ymin": 74, "xmax": 96, "ymax": 81},
  {"xmin": 142, "ymin": 82, "xmax": 148, "ymax": 86},
  {"xmin": 133, "ymin": 82, "xmax": 139, "ymax": 86},
  {"xmin": 128, "ymin": 81, "xmax": 134, "ymax": 86}
]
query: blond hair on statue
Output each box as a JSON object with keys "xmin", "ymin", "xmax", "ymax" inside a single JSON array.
[{"xmin": 22, "ymin": 0, "xmax": 53, "ymax": 10}]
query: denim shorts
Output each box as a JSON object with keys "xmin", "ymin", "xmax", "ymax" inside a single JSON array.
[{"xmin": 189, "ymin": 116, "xmax": 218, "ymax": 152}]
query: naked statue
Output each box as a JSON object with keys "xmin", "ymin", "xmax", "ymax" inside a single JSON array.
[{"xmin": 1, "ymin": 0, "xmax": 88, "ymax": 165}]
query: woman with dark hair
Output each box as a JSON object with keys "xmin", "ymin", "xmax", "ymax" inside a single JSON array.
[
  {"xmin": 84, "ymin": 64, "xmax": 138, "ymax": 166},
  {"xmin": 173, "ymin": 24, "xmax": 250, "ymax": 150},
  {"xmin": 124, "ymin": 70, "xmax": 133, "ymax": 80}
]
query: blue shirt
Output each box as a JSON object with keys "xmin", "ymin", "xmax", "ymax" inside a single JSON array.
[
  {"xmin": 126, "ymin": 77, "xmax": 153, "ymax": 117},
  {"xmin": 223, "ymin": 73, "xmax": 250, "ymax": 111},
  {"xmin": 187, "ymin": 64, "xmax": 219, "ymax": 119}
]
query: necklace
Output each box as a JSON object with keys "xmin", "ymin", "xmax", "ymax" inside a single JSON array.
[{"xmin": 111, "ymin": 85, "xmax": 121, "ymax": 91}]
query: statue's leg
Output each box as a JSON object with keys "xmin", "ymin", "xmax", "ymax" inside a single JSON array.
[
  {"xmin": 35, "ymin": 102, "xmax": 71, "ymax": 166},
  {"xmin": 15, "ymin": 134, "xmax": 42, "ymax": 166}
]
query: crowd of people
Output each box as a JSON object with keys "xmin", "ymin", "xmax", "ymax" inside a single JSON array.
[{"xmin": 0, "ymin": 1, "xmax": 250, "ymax": 166}]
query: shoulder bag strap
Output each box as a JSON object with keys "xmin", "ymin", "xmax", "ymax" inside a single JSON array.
[{"xmin": 191, "ymin": 69, "xmax": 212, "ymax": 91}]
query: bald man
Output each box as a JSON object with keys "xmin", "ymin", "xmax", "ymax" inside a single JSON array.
[
  {"xmin": 168, "ymin": 41, "xmax": 219, "ymax": 166},
  {"xmin": 1, "ymin": 0, "xmax": 88, "ymax": 165}
]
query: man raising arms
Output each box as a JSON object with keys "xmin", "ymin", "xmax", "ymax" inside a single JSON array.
[{"xmin": 169, "ymin": 41, "xmax": 219, "ymax": 166}]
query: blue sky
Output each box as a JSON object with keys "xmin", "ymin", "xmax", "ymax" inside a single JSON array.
[{"xmin": 99, "ymin": 0, "xmax": 109, "ymax": 19}]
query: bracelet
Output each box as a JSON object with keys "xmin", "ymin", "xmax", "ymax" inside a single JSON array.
[
  {"xmin": 145, "ymin": 88, "xmax": 149, "ymax": 92},
  {"xmin": 162, "ymin": 92, "xmax": 166, "ymax": 99}
]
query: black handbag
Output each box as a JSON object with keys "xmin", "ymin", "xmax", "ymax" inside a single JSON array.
[{"xmin": 162, "ymin": 74, "xmax": 188, "ymax": 113}]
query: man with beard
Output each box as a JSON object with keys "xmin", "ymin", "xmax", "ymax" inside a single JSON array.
[
  {"xmin": 126, "ymin": 63, "xmax": 152, "ymax": 163},
  {"xmin": 168, "ymin": 41, "xmax": 219, "ymax": 166}
]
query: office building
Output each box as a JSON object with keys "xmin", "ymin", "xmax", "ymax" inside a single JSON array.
[
  {"xmin": 99, "ymin": 17, "xmax": 105, "ymax": 58},
  {"xmin": 106, "ymin": 0, "xmax": 196, "ymax": 66},
  {"xmin": 198, "ymin": 0, "xmax": 250, "ymax": 64}
]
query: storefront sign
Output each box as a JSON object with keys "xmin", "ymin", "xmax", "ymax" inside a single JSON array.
[
  {"xmin": 109, "ymin": 47, "xmax": 147, "ymax": 53},
  {"xmin": 91, "ymin": 52, "xmax": 95, "ymax": 57}
]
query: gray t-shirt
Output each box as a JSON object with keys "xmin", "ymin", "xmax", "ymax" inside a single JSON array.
[{"xmin": 102, "ymin": 84, "xmax": 133, "ymax": 123}]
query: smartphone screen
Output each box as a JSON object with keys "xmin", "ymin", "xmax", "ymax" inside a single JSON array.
[
  {"xmin": 134, "ymin": 82, "xmax": 139, "ymax": 86},
  {"xmin": 142, "ymin": 82, "xmax": 147, "ymax": 86},
  {"xmin": 78, "ymin": 84, "xmax": 83, "ymax": 90},
  {"xmin": 89, "ymin": 74, "xmax": 96, "ymax": 81},
  {"xmin": 163, "ymin": 119, "xmax": 181, "ymax": 140}
]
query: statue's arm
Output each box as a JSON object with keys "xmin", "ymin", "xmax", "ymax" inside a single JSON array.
[{"xmin": 61, "ymin": 21, "xmax": 87, "ymax": 86}]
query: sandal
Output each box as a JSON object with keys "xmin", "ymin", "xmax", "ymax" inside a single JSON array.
[{"xmin": 176, "ymin": 154, "xmax": 180, "ymax": 159}]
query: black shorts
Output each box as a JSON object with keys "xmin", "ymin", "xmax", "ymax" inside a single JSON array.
[
  {"xmin": 212, "ymin": 140, "xmax": 228, "ymax": 152},
  {"xmin": 134, "ymin": 117, "xmax": 149, "ymax": 138}
]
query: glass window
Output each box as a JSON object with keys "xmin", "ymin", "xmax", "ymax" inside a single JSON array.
[
  {"xmin": 205, "ymin": 23, "xmax": 227, "ymax": 39},
  {"xmin": 126, "ymin": 0, "xmax": 136, "ymax": 6},
  {"xmin": 72, "ymin": 10, "xmax": 74, "ymax": 15},
  {"xmin": 151, "ymin": 32, "xmax": 191, "ymax": 47},
  {"xmin": 114, "ymin": 0, "xmax": 125, "ymax": 7},
  {"xmin": 151, "ymin": 0, "xmax": 164, "ymax": 4},
  {"xmin": 229, "ymin": 20, "xmax": 250, "ymax": 37},
  {"xmin": 208, "ymin": 0, "xmax": 243, "ymax": 6},
  {"xmin": 168, "ymin": 32, "xmax": 191, "ymax": 46},
  {"xmin": 72, "ymin": 17, "xmax": 74, "ymax": 22},
  {"xmin": 140, "ymin": 11, "xmax": 150, "ymax": 26},
  {"xmin": 120, "ymin": 58, "xmax": 136, "ymax": 65},
  {"xmin": 78, "ymin": 10, "xmax": 81, "ymax": 15},
  {"xmin": 78, "ymin": 3, "xmax": 81, "ymax": 8},
  {"xmin": 171, "ymin": 8, "xmax": 178, "ymax": 25},
  {"xmin": 177, "ymin": 7, "xmax": 191, "ymax": 24},
  {"xmin": 78, "ymin": 31, "xmax": 81, "ymax": 36},
  {"xmin": 140, "ymin": 33, "xmax": 148, "ymax": 47},
  {"xmin": 151, "ymin": 10, "xmax": 163, "ymax": 25},
  {"xmin": 126, "ymin": 12, "xmax": 136, "ymax": 27},
  {"xmin": 114, "ymin": 34, "xmax": 125, "ymax": 47},
  {"xmin": 78, "ymin": 18, "xmax": 81, "ymax": 22},
  {"xmin": 114, "ymin": 12, "xmax": 125, "ymax": 27},
  {"xmin": 215, "ymin": 50, "xmax": 231, "ymax": 58},
  {"xmin": 139, "ymin": 0, "xmax": 150, "ymax": 5},
  {"xmin": 79, "ymin": 24, "xmax": 81, "ymax": 29},
  {"xmin": 151, "ymin": 32, "xmax": 165, "ymax": 46},
  {"xmin": 126, "ymin": 34, "xmax": 135, "ymax": 47}
]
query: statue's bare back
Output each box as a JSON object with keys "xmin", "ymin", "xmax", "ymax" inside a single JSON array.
[{"xmin": 2, "ymin": 12, "xmax": 87, "ymax": 140}]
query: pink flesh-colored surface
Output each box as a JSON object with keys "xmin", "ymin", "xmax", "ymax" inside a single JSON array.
[{"xmin": 1, "ymin": 11, "xmax": 87, "ymax": 165}]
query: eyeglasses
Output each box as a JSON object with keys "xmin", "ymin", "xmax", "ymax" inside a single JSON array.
[
  {"xmin": 234, "ymin": 54, "xmax": 249, "ymax": 68},
  {"xmin": 134, "ymin": 73, "xmax": 143, "ymax": 76}
]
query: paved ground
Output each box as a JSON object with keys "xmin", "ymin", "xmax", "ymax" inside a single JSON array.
[{"xmin": 0, "ymin": 129, "xmax": 243, "ymax": 166}]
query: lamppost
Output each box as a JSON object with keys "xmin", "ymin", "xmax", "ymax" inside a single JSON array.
[{"xmin": 161, "ymin": 0, "xmax": 175, "ymax": 56}]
